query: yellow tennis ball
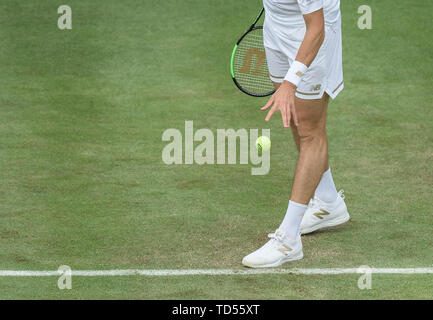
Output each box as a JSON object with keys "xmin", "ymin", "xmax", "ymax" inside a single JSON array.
[{"xmin": 255, "ymin": 136, "xmax": 271, "ymax": 152}]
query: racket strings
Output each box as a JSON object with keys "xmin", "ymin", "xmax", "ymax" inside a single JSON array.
[{"xmin": 233, "ymin": 28, "xmax": 275, "ymax": 95}]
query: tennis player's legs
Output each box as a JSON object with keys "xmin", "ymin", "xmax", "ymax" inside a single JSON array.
[
  {"xmin": 290, "ymin": 94, "xmax": 329, "ymax": 204},
  {"xmin": 274, "ymin": 80, "xmax": 330, "ymax": 204},
  {"xmin": 265, "ymin": 46, "xmax": 329, "ymax": 203}
]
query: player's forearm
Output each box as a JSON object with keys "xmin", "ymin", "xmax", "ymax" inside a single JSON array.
[
  {"xmin": 295, "ymin": 23, "xmax": 325, "ymax": 67},
  {"xmin": 282, "ymin": 9, "xmax": 325, "ymax": 88},
  {"xmin": 295, "ymin": 8, "xmax": 325, "ymax": 67}
]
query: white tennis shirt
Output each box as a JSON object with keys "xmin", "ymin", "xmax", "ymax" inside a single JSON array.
[
  {"xmin": 263, "ymin": 0, "xmax": 341, "ymax": 47},
  {"xmin": 263, "ymin": 0, "xmax": 341, "ymax": 25}
]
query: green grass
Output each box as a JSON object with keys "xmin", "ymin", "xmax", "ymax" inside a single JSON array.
[{"xmin": 0, "ymin": 0, "xmax": 432, "ymax": 299}]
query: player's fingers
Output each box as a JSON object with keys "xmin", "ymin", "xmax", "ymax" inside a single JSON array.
[
  {"xmin": 265, "ymin": 105, "xmax": 278, "ymax": 122},
  {"xmin": 261, "ymin": 95, "xmax": 274, "ymax": 111},
  {"xmin": 279, "ymin": 103, "xmax": 288, "ymax": 128},
  {"xmin": 282, "ymin": 106, "xmax": 289, "ymax": 128},
  {"xmin": 285, "ymin": 103, "xmax": 291, "ymax": 128}
]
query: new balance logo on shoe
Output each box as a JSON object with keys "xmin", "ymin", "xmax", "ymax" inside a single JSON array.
[
  {"xmin": 313, "ymin": 209, "xmax": 330, "ymax": 220},
  {"xmin": 277, "ymin": 244, "xmax": 293, "ymax": 255}
]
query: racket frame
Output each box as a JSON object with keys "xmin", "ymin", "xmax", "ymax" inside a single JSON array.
[{"xmin": 230, "ymin": 8, "xmax": 275, "ymax": 97}]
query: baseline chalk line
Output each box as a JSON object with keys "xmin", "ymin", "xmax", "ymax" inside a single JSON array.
[{"xmin": 0, "ymin": 268, "xmax": 432, "ymax": 277}]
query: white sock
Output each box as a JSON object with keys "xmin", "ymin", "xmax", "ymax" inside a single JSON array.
[
  {"xmin": 314, "ymin": 167, "xmax": 338, "ymax": 203},
  {"xmin": 279, "ymin": 200, "xmax": 307, "ymax": 240}
]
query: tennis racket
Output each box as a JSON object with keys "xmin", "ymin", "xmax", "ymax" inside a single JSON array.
[{"xmin": 230, "ymin": 8, "xmax": 275, "ymax": 97}]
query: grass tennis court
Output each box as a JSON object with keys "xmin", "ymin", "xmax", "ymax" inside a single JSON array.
[{"xmin": 0, "ymin": 0, "xmax": 432, "ymax": 299}]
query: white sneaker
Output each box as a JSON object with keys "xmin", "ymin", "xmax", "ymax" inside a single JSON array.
[
  {"xmin": 300, "ymin": 190, "xmax": 350, "ymax": 235},
  {"xmin": 242, "ymin": 229, "xmax": 303, "ymax": 268}
]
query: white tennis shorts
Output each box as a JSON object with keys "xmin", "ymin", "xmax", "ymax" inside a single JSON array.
[{"xmin": 264, "ymin": 16, "xmax": 344, "ymax": 100}]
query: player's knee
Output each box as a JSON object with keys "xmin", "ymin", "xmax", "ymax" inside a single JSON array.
[
  {"xmin": 297, "ymin": 120, "xmax": 324, "ymax": 137},
  {"xmin": 298, "ymin": 125, "xmax": 326, "ymax": 146},
  {"xmin": 299, "ymin": 133, "xmax": 323, "ymax": 145}
]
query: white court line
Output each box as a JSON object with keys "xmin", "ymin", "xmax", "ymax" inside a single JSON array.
[{"xmin": 0, "ymin": 268, "xmax": 432, "ymax": 277}]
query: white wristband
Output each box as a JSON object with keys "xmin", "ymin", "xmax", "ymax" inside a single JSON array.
[{"xmin": 284, "ymin": 61, "xmax": 308, "ymax": 87}]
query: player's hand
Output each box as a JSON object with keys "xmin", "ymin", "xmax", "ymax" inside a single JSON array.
[{"xmin": 261, "ymin": 81, "xmax": 298, "ymax": 128}]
